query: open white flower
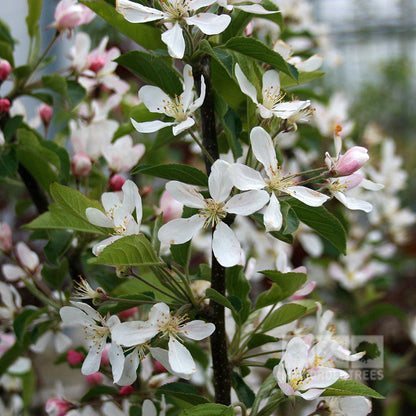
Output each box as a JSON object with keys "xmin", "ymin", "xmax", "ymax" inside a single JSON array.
[
  {"xmin": 274, "ymin": 337, "xmax": 348, "ymax": 400},
  {"xmin": 235, "ymin": 64, "xmax": 310, "ymax": 119},
  {"xmin": 217, "ymin": 0, "xmax": 276, "ymax": 14},
  {"xmin": 60, "ymin": 302, "xmax": 124, "ymax": 377},
  {"xmin": 158, "ymin": 159, "xmax": 269, "ymax": 267},
  {"xmin": 323, "ymin": 396, "xmax": 372, "ymax": 416},
  {"xmin": 86, "ymin": 180, "xmax": 142, "ymax": 255},
  {"xmin": 229, "ymin": 127, "xmax": 329, "ymax": 232},
  {"xmin": 131, "ymin": 65, "xmax": 205, "ymax": 136},
  {"xmin": 117, "ymin": 0, "xmax": 231, "ymax": 59}
]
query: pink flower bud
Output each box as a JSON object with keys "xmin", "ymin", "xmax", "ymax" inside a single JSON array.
[
  {"xmin": 159, "ymin": 190, "xmax": 183, "ymax": 222},
  {"xmin": 109, "ymin": 174, "xmax": 125, "ymax": 191},
  {"xmin": 53, "ymin": 0, "xmax": 95, "ymax": 32},
  {"xmin": 85, "ymin": 372, "xmax": 103, "ymax": 386},
  {"xmin": 45, "ymin": 398, "xmax": 72, "ymax": 416},
  {"xmin": 0, "ymin": 222, "xmax": 12, "ymax": 252},
  {"xmin": 0, "ymin": 60, "xmax": 12, "ymax": 81},
  {"xmin": 153, "ymin": 361, "xmax": 167, "ymax": 373},
  {"xmin": 339, "ymin": 173, "xmax": 364, "ymax": 191},
  {"xmin": 67, "ymin": 349, "xmax": 84, "ymax": 366},
  {"xmin": 0, "ymin": 98, "xmax": 11, "ymax": 113},
  {"xmin": 118, "ymin": 307, "xmax": 138, "ymax": 321},
  {"xmin": 244, "ymin": 21, "xmax": 254, "ymax": 37},
  {"xmin": 119, "ymin": 385, "xmax": 134, "ymax": 396},
  {"xmin": 100, "ymin": 344, "xmax": 110, "ymax": 367},
  {"xmin": 71, "ymin": 152, "xmax": 92, "ymax": 178},
  {"xmin": 335, "ymin": 146, "xmax": 369, "ymax": 176},
  {"xmin": 88, "ymin": 56, "xmax": 106, "ymax": 73},
  {"xmin": 39, "ymin": 104, "xmax": 53, "ymax": 126}
]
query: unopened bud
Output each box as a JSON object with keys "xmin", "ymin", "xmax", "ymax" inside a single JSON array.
[
  {"xmin": 45, "ymin": 398, "xmax": 72, "ymax": 416},
  {"xmin": 71, "ymin": 152, "xmax": 92, "ymax": 178},
  {"xmin": 88, "ymin": 56, "xmax": 106, "ymax": 73},
  {"xmin": 118, "ymin": 307, "xmax": 138, "ymax": 321},
  {"xmin": 109, "ymin": 174, "xmax": 125, "ymax": 191},
  {"xmin": 119, "ymin": 385, "xmax": 134, "ymax": 396},
  {"xmin": 100, "ymin": 345, "xmax": 110, "ymax": 367},
  {"xmin": 0, "ymin": 60, "xmax": 12, "ymax": 81},
  {"xmin": 85, "ymin": 372, "xmax": 103, "ymax": 386},
  {"xmin": 153, "ymin": 361, "xmax": 167, "ymax": 373},
  {"xmin": 0, "ymin": 222, "xmax": 12, "ymax": 252},
  {"xmin": 67, "ymin": 349, "xmax": 84, "ymax": 366},
  {"xmin": 334, "ymin": 146, "xmax": 369, "ymax": 176},
  {"xmin": 39, "ymin": 104, "xmax": 53, "ymax": 126},
  {"xmin": 244, "ymin": 21, "xmax": 253, "ymax": 37},
  {"xmin": 0, "ymin": 98, "xmax": 11, "ymax": 113}
]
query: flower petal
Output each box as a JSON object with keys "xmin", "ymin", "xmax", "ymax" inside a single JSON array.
[
  {"xmin": 149, "ymin": 347, "xmax": 192, "ymax": 379},
  {"xmin": 295, "ymin": 54, "xmax": 324, "ymax": 72},
  {"xmin": 250, "ymin": 126, "xmax": 278, "ymax": 177},
  {"xmin": 121, "ymin": 180, "xmax": 142, "ymax": 224},
  {"xmin": 109, "ymin": 342, "xmax": 125, "ymax": 383},
  {"xmin": 172, "ymin": 117, "xmax": 195, "ymax": 135},
  {"xmin": 333, "ymin": 192, "xmax": 372, "ymax": 213},
  {"xmin": 110, "ymin": 321, "xmax": 159, "ymax": 347},
  {"xmin": 236, "ymin": 3, "xmax": 277, "ymax": 13},
  {"xmin": 212, "ymin": 222, "xmax": 241, "ymax": 267},
  {"xmin": 179, "ymin": 320, "xmax": 215, "ymax": 340},
  {"xmin": 82, "ymin": 339, "xmax": 106, "ymax": 375},
  {"xmin": 263, "ymin": 193, "xmax": 283, "ymax": 231},
  {"xmin": 208, "ymin": 160, "xmax": 233, "ymax": 203},
  {"xmin": 188, "ymin": 75, "xmax": 206, "ymax": 113},
  {"xmin": 165, "ymin": 181, "xmax": 205, "ymax": 208},
  {"xmin": 131, "ymin": 119, "xmax": 175, "ymax": 134},
  {"xmin": 138, "ymin": 86, "xmax": 172, "ymax": 114},
  {"xmin": 225, "ymin": 190, "xmax": 269, "ymax": 215},
  {"xmin": 158, "ymin": 215, "xmax": 205, "ymax": 245},
  {"xmin": 285, "ymin": 185, "xmax": 329, "ymax": 206},
  {"xmin": 116, "ymin": 0, "xmax": 164, "ymax": 23},
  {"xmin": 85, "ymin": 207, "xmax": 113, "ymax": 228},
  {"xmin": 161, "ymin": 22, "xmax": 185, "ymax": 59},
  {"xmin": 92, "ymin": 235, "xmax": 123, "ymax": 256},
  {"xmin": 235, "ymin": 64, "xmax": 258, "ymax": 104},
  {"xmin": 114, "ymin": 349, "xmax": 140, "ymax": 386},
  {"xmin": 180, "ymin": 64, "xmax": 194, "ymax": 111},
  {"xmin": 262, "ymin": 70, "xmax": 280, "ymax": 102},
  {"xmin": 185, "ymin": 13, "xmax": 231, "ymax": 35},
  {"xmin": 229, "ymin": 163, "xmax": 266, "ymax": 190},
  {"xmin": 168, "ymin": 336, "xmax": 196, "ymax": 375},
  {"xmin": 1, "ymin": 264, "xmax": 26, "ymax": 281},
  {"xmin": 273, "ymin": 100, "xmax": 310, "ymax": 119}
]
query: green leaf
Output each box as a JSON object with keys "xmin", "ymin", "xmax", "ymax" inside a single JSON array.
[
  {"xmin": 80, "ymin": 0, "xmax": 164, "ymax": 50},
  {"xmin": 250, "ymin": 373, "xmax": 277, "ymax": 416},
  {"xmin": 13, "ymin": 307, "xmax": 45, "ymax": 344},
  {"xmin": 0, "ymin": 147, "xmax": 18, "ymax": 177},
  {"xmin": 205, "ymin": 288, "xmax": 236, "ymax": 313},
  {"xmin": 220, "ymin": 10, "xmax": 252, "ymax": 43},
  {"xmin": 41, "ymin": 141, "xmax": 71, "ymax": 181},
  {"xmin": 261, "ymin": 303, "xmax": 306, "ymax": 332},
  {"xmin": 322, "ymin": 379, "xmax": 384, "ymax": 399},
  {"xmin": 130, "ymin": 102, "xmax": 161, "ymax": 124},
  {"xmin": 232, "ymin": 372, "xmax": 255, "ymax": 408},
  {"xmin": 66, "ymin": 80, "xmax": 86, "ymax": 108},
  {"xmin": 199, "ymin": 40, "xmax": 233, "ymax": 76},
  {"xmin": 41, "ymin": 258, "xmax": 68, "ymax": 289},
  {"xmin": 0, "ymin": 341, "xmax": 25, "ymax": 376},
  {"xmin": 80, "ymin": 385, "xmax": 119, "ymax": 402},
  {"xmin": 4, "ymin": 115, "xmax": 23, "ymax": 141},
  {"xmin": 246, "ymin": 334, "xmax": 277, "ymax": 350},
  {"xmin": 41, "ymin": 74, "xmax": 68, "ymax": 98},
  {"xmin": 0, "ymin": 19, "xmax": 15, "ymax": 49},
  {"xmin": 288, "ymin": 199, "xmax": 347, "ymax": 254},
  {"xmin": 259, "ymin": 271, "xmax": 307, "ymax": 299},
  {"xmin": 280, "ymin": 70, "xmax": 325, "ymax": 89},
  {"xmin": 225, "ymin": 37, "xmax": 298, "ymax": 80},
  {"xmin": 178, "ymin": 403, "xmax": 234, "ymax": 416},
  {"xmin": 91, "ymin": 234, "xmax": 163, "ymax": 267},
  {"xmin": 0, "ymin": 40, "xmax": 14, "ymax": 66},
  {"xmin": 133, "ymin": 164, "xmax": 208, "ymax": 186},
  {"xmin": 280, "ymin": 201, "xmax": 299, "ymax": 234},
  {"xmin": 291, "ymin": 299, "xmax": 318, "ymax": 314},
  {"xmin": 170, "ymin": 241, "xmax": 191, "ymax": 268},
  {"xmin": 223, "ymin": 108, "xmax": 243, "ymax": 159},
  {"xmin": 26, "ymin": 0, "xmax": 42, "ymax": 38},
  {"xmin": 226, "ymin": 266, "xmax": 251, "ymax": 324},
  {"xmin": 43, "ymin": 230, "xmax": 73, "ymax": 265},
  {"xmin": 158, "ymin": 383, "xmax": 210, "ymax": 406},
  {"xmin": 116, "ymin": 51, "xmax": 182, "ymax": 96},
  {"xmin": 256, "ymin": 391, "xmax": 285, "ymax": 416},
  {"xmin": 254, "ymin": 284, "xmax": 283, "ymax": 310}
]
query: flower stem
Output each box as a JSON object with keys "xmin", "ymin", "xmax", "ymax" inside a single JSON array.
[{"xmin": 188, "ymin": 129, "xmax": 215, "ymax": 165}]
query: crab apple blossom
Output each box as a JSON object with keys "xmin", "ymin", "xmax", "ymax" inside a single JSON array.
[
  {"xmin": 109, "ymin": 174, "xmax": 126, "ymax": 192},
  {"xmin": 235, "ymin": 64, "xmax": 310, "ymax": 119},
  {"xmin": 71, "ymin": 152, "xmax": 92, "ymax": 178},
  {"xmin": 45, "ymin": 398, "xmax": 72, "ymax": 416},
  {"xmin": 132, "ymin": 64, "xmax": 205, "ymax": 136},
  {"xmin": 116, "ymin": 0, "xmax": 231, "ymax": 59},
  {"xmin": 85, "ymin": 372, "xmax": 103, "ymax": 386},
  {"xmin": 158, "ymin": 190, "xmax": 183, "ymax": 222},
  {"xmin": 0, "ymin": 60, "xmax": 11, "ymax": 81},
  {"xmin": 52, "ymin": 0, "xmax": 95, "ymax": 32},
  {"xmin": 67, "ymin": 350, "xmax": 84, "ymax": 366},
  {"xmin": 60, "ymin": 302, "xmax": 124, "ymax": 377},
  {"xmin": 38, "ymin": 104, "xmax": 53, "ymax": 126},
  {"xmin": 229, "ymin": 127, "xmax": 329, "ymax": 232},
  {"xmin": 0, "ymin": 98, "xmax": 11, "ymax": 113},
  {"xmin": 86, "ymin": 179, "xmax": 142, "ymax": 255},
  {"xmin": 0, "ymin": 222, "xmax": 12, "ymax": 252},
  {"xmin": 216, "ymin": 0, "xmax": 277, "ymax": 14},
  {"xmin": 1, "ymin": 242, "xmax": 41, "ymax": 281},
  {"xmin": 158, "ymin": 159, "xmax": 269, "ymax": 267},
  {"xmin": 322, "ymin": 396, "xmax": 372, "ymax": 416}
]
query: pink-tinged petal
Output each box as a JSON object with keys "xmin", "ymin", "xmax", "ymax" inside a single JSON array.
[
  {"xmin": 337, "ymin": 173, "xmax": 363, "ymax": 191},
  {"xmin": 131, "ymin": 119, "xmax": 175, "ymax": 134},
  {"xmin": 116, "ymin": 0, "xmax": 164, "ymax": 23},
  {"xmin": 168, "ymin": 337, "xmax": 196, "ymax": 375},
  {"xmin": 16, "ymin": 242, "xmax": 39, "ymax": 272},
  {"xmin": 121, "ymin": 180, "xmax": 142, "ymax": 224},
  {"xmin": 186, "ymin": 13, "xmax": 231, "ymax": 35},
  {"xmin": 295, "ymin": 54, "xmax": 324, "ymax": 72},
  {"xmin": 264, "ymin": 193, "xmax": 282, "ymax": 232},
  {"xmin": 333, "ymin": 192, "xmax": 372, "ymax": 213},
  {"xmin": 111, "ymin": 321, "xmax": 159, "ymax": 347},
  {"xmin": 235, "ymin": 64, "xmax": 258, "ymax": 105},
  {"xmin": 180, "ymin": 64, "xmax": 194, "ymax": 111},
  {"xmin": 225, "ymin": 190, "xmax": 269, "ymax": 215},
  {"xmin": 212, "ymin": 222, "xmax": 241, "ymax": 267},
  {"xmin": 250, "ymin": 126, "xmax": 278, "ymax": 177},
  {"xmin": 158, "ymin": 215, "xmax": 205, "ymax": 245},
  {"xmin": 179, "ymin": 320, "xmax": 215, "ymax": 340},
  {"xmin": 236, "ymin": 3, "xmax": 277, "ymax": 13},
  {"xmin": 229, "ymin": 163, "xmax": 266, "ymax": 190},
  {"xmin": 149, "ymin": 346, "xmax": 192, "ymax": 379},
  {"xmin": 286, "ymin": 185, "xmax": 329, "ymax": 206},
  {"xmin": 296, "ymin": 388, "xmax": 324, "ymax": 400},
  {"xmin": 293, "ymin": 281, "xmax": 315, "ymax": 297},
  {"xmin": 208, "ymin": 160, "xmax": 233, "ymax": 203},
  {"xmin": 86, "ymin": 207, "xmax": 113, "ymax": 228},
  {"xmin": 273, "ymin": 362, "xmax": 287, "ymax": 384},
  {"xmin": 92, "ymin": 235, "xmax": 123, "ymax": 256},
  {"xmin": 262, "ymin": 70, "xmax": 280, "ymax": 101},
  {"xmin": 1, "ymin": 264, "xmax": 26, "ymax": 281},
  {"xmin": 161, "ymin": 22, "xmax": 185, "ymax": 59},
  {"xmin": 165, "ymin": 181, "xmax": 205, "ymax": 208},
  {"xmin": 189, "ymin": 76, "xmax": 206, "ymax": 113},
  {"xmin": 172, "ymin": 117, "xmax": 195, "ymax": 135},
  {"xmin": 138, "ymin": 86, "xmax": 172, "ymax": 114},
  {"xmin": 306, "ymin": 367, "xmax": 344, "ymax": 389},
  {"xmin": 82, "ymin": 339, "xmax": 106, "ymax": 375}
]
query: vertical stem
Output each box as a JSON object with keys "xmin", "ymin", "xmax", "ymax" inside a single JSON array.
[{"xmin": 193, "ymin": 55, "xmax": 232, "ymax": 405}]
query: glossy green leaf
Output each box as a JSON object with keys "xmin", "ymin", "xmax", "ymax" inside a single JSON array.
[
  {"xmin": 66, "ymin": 80, "xmax": 86, "ymax": 108},
  {"xmin": 178, "ymin": 403, "xmax": 234, "ymax": 416},
  {"xmin": 288, "ymin": 199, "xmax": 347, "ymax": 254},
  {"xmin": 254, "ymin": 283, "xmax": 283, "ymax": 310},
  {"xmin": 80, "ymin": 0, "xmax": 164, "ymax": 50},
  {"xmin": 91, "ymin": 234, "xmax": 163, "ymax": 267},
  {"xmin": 0, "ymin": 147, "xmax": 18, "ymax": 177},
  {"xmin": 226, "ymin": 266, "xmax": 251, "ymax": 324},
  {"xmin": 170, "ymin": 241, "xmax": 191, "ymax": 268},
  {"xmin": 322, "ymin": 379, "xmax": 384, "ymax": 399},
  {"xmin": 43, "ymin": 230, "xmax": 73, "ymax": 265},
  {"xmin": 225, "ymin": 37, "xmax": 298, "ymax": 80},
  {"xmin": 232, "ymin": 372, "xmax": 255, "ymax": 408},
  {"xmin": 13, "ymin": 307, "xmax": 45, "ymax": 344},
  {"xmin": 246, "ymin": 334, "xmax": 277, "ymax": 350},
  {"xmin": 158, "ymin": 383, "xmax": 210, "ymax": 406},
  {"xmin": 116, "ymin": 51, "xmax": 182, "ymax": 96},
  {"xmin": 26, "ymin": 0, "xmax": 42, "ymax": 38},
  {"xmin": 0, "ymin": 40, "xmax": 14, "ymax": 66},
  {"xmin": 259, "ymin": 271, "xmax": 307, "ymax": 299},
  {"xmin": 41, "ymin": 74, "xmax": 68, "ymax": 98},
  {"xmin": 280, "ymin": 70, "xmax": 325, "ymax": 89},
  {"xmin": 41, "ymin": 258, "xmax": 68, "ymax": 289},
  {"xmin": 261, "ymin": 303, "xmax": 306, "ymax": 332},
  {"xmin": 133, "ymin": 164, "xmax": 208, "ymax": 186},
  {"xmin": 205, "ymin": 288, "xmax": 236, "ymax": 313}
]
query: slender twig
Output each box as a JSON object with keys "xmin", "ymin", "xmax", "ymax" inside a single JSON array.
[{"xmin": 188, "ymin": 129, "xmax": 215, "ymax": 165}]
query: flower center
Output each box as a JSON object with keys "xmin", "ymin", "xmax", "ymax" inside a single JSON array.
[
  {"xmin": 156, "ymin": 311, "xmax": 188, "ymax": 340},
  {"xmin": 264, "ymin": 168, "xmax": 297, "ymax": 194},
  {"xmin": 163, "ymin": 95, "xmax": 188, "ymax": 122},
  {"xmin": 160, "ymin": 0, "xmax": 190, "ymax": 19},
  {"xmin": 262, "ymin": 86, "xmax": 285, "ymax": 110},
  {"xmin": 328, "ymin": 179, "xmax": 348, "ymax": 193},
  {"xmin": 200, "ymin": 199, "xmax": 227, "ymax": 229},
  {"xmin": 288, "ymin": 367, "xmax": 311, "ymax": 391}
]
